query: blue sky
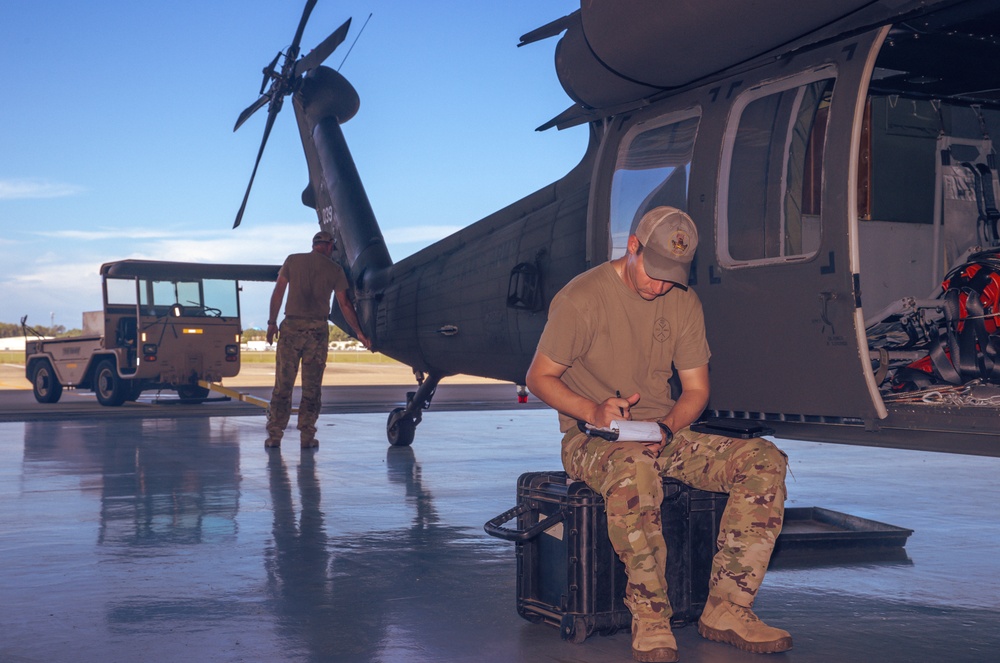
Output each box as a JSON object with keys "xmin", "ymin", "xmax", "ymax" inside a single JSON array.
[{"xmin": 0, "ymin": 1, "xmax": 585, "ymax": 330}]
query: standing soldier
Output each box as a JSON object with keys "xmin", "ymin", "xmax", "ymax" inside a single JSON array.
[{"xmin": 265, "ymin": 231, "xmax": 370, "ymax": 449}]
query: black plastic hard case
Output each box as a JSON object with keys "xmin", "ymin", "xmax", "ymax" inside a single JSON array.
[{"xmin": 485, "ymin": 470, "xmax": 728, "ymax": 643}]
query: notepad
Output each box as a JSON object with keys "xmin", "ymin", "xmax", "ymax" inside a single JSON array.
[{"xmin": 583, "ymin": 420, "xmax": 662, "ymax": 442}]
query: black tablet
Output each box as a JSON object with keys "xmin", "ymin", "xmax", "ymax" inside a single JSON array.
[{"xmin": 689, "ymin": 419, "xmax": 775, "ymax": 438}]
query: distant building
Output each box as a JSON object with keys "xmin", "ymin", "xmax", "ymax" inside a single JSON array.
[
  {"xmin": 330, "ymin": 340, "xmax": 365, "ymax": 351},
  {"xmin": 0, "ymin": 337, "xmax": 30, "ymax": 352},
  {"xmin": 239, "ymin": 340, "xmax": 363, "ymax": 352}
]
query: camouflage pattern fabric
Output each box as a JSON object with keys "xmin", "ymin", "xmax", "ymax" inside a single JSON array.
[
  {"xmin": 267, "ymin": 318, "xmax": 329, "ymax": 443},
  {"xmin": 561, "ymin": 427, "xmax": 787, "ymax": 639}
]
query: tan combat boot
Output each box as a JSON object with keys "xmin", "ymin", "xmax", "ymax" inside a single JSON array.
[
  {"xmin": 631, "ymin": 618, "xmax": 679, "ymax": 662},
  {"xmin": 698, "ymin": 595, "xmax": 792, "ymax": 654}
]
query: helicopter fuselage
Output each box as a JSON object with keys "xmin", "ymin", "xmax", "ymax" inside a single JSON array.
[{"xmin": 285, "ymin": 0, "xmax": 1000, "ymax": 455}]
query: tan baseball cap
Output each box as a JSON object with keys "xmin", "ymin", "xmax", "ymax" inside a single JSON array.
[{"xmin": 633, "ymin": 206, "xmax": 698, "ymax": 287}]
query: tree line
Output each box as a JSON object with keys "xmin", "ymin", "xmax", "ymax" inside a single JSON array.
[
  {"xmin": 226, "ymin": 324, "xmax": 354, "ymax": 343},
  {"xmin": 5, "ymin": 321, "xmax": 353, "ymax": 342},
  {"xmin": 0, "ymin": 321, "xmax": 79, "ymax": 338}
]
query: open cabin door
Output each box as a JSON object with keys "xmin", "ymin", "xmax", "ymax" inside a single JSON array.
[{"xmin": 696, "ymin": 32, "xmax": 887, "ymax": 425}]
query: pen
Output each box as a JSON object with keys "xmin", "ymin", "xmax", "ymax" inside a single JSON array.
[{"xmin": 616, "ymin": 390, "xmax": 624, "ymax": 417}]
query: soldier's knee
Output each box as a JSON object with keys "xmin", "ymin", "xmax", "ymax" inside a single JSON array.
[
  {"xmin": 632, "ymin": 456, "xmax": 662, "ymax": 494},
  {"xmin": 602, "ymin": 447, "xmax": 661, "ymax": 506},
  {"xmin": 744, "ymin": 441, "xmax": 788, "ymax": 498},
  {"xmin": 756, "ymin": 440, "xmax": 788, "ymax": 476}
]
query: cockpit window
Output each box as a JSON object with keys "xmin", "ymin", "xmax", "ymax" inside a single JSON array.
[
  {"xmin": 720, "ymin": 69, "xmax": 836, "ymax": 266},
  {"xmin": 609, "ymin": 112, "xmax": 700, "ymax": 259}
]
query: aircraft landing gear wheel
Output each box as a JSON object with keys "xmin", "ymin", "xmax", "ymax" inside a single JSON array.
[
  {"xmin": 94, "ymin": 359, "xmax": 127, "ymax": 407},
  {"xmin": 387, "ymin": 407, "xmax": 416, "ymax": 447},
  {"xmin": 31, "ymin": 360, "xmax": 63, "ymax": 404}
]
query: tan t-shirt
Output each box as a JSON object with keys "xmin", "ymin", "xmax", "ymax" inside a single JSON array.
[
  {"xmin": 537, "ymin": 262, "xmax": 711, "ymax": 432},
  {"xmin": 279, "ymin": 251, "xmax": 349, "ymax": 320}
]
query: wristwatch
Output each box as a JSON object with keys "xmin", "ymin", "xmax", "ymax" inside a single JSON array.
[{"xmin": 657, "ymin": 422, "xmax": 674, "ymax": 444}]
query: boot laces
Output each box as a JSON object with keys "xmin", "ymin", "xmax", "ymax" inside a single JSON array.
[{"xmin": 731, "ymin": 604, "xmax": 762, "ymax": 624}]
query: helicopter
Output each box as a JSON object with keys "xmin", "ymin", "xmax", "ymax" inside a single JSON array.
[{"xmin": 234, "ymin": 0, "xmax": 1000, "ymax": 455}]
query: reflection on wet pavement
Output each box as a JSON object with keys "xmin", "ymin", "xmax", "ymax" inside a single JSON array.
[{"xmin": 0, "ymin": 411, "xmax": 997, "ymax": 662}]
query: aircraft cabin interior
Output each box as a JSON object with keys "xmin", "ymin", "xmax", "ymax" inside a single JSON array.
[{"xmin": 860, "ymin": 10, "xmax": 1000, "ymax": 400}]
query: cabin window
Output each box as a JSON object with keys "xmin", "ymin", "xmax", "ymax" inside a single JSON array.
[
  {"xmin": 128, "ymin": 278, "xmax": 241, "ymax": 318},
  {"xmin": 609, "ymin": 112, "xmax": 700, "ymax": 259},
  {"xmin": 201, "ymin": 279, "xmax": 240, "ymax": 318},
  {"xmin": 105, "ymin": 278, "xmax": 138, "ymax": 306},
  {"xmin": 720, "ymin": 71, "xmax": 836, "ymax": 266}
]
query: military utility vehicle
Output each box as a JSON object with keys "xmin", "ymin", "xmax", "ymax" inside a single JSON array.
[{"xmin": 24, "ymin": 260, "xmax": 278, "ymax": 405}]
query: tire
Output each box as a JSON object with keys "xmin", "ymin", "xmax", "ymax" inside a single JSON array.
[
  {"xmin": 126, "ymin": 381, "xmax": 144, "ymax": 402},
  {"xmin": 176, "ymin": 385, "xmax": 211, "ymax": 401},
  {"xmin": 30, "ymin": 360, "xmax": 63, "ymax": 404},
  {"xmin": 94, "ymin": 359, "xmax": 127, "ymax": 406},
  {"xmin": 386, "ymin": 407, "xmax": 416, "ymax": 447}
]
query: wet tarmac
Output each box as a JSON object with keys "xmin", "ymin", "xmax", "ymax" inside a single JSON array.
[
  {"xmin": 0, "ymin": 383, "xmax": 546, "ymax": 423},
  {"xmin": 0, "ymin": 406, "xmax": 997, "ymax": 662}
]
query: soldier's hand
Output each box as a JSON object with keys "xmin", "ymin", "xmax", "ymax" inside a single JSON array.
[
  {"xmin": 643, "ymin": 434, "xmax": 668, "ymax": 456},
  {"xmin": 266, "ymin": 323, "xmax": 278, "ymax": 345},
  {"xmin": 593, "ymin": 392, "xmax": 640, "ymax": 428}
]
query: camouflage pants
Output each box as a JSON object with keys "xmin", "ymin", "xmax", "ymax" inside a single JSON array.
[
  {"xmin": 267, "ymin": 318, "xmax": 329, "ymax": 443},
  {"xmin": 561, "ymin": 427, "xmax": 787, "ymax": 628}
]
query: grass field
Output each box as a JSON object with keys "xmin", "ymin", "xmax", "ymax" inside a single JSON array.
[
  {"xmin": 240, "ymin": 350, "xmax": 403, "ymax": 366},
  {"xmin": 2, "ymin": 349, "xmax": 403, "ymax": 367},
  {"xmin": 1, "ymin": 347, "xmax": 507, "ymax": 387}
]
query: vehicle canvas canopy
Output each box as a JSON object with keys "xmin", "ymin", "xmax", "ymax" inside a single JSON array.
[{"xmin": 101, "ymin": 260, "xmax": 280, "ymax": 281}]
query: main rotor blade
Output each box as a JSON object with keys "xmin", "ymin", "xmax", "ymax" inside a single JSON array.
[
  {"xmin": 289, "ymin": 0, "xmax": 319, "ymax": 60},
  {"xmin": 293, "ymin": 17, "xmax": 351, "ymax": 76},
  {"xmin": 233, "ymin": 99, "xmax": 282, "ymax": 228},
  {"xmin": 233, "ymin": 94, "xmax": 270, "ymax": 132}
]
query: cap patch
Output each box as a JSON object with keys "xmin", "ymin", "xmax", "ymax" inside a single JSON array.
[{"xmin": 670, "ymin": 231, "xmax": 691, "ymax": 257}]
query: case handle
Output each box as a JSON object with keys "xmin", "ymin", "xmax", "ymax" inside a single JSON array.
[{"xmin": 483, "ymin": 502, "xmax": 566, "ymax": 542}]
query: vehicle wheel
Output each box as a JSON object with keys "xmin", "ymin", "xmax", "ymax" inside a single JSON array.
[
  {"xmin": 386, "ymin": 407, "xmax": 416, "ymax": 447},
  {"xmin": 94, "ymin": 359, "xmax": 127, "ymax": 406},
  {"xmin": 31, "ymin": 361, "xmax": 63, "ymax": 404},
  {"xmin": 126, "ymin": 381, "xmax": 144, "ymax": 401},
  {"xmin": 177, "ymin": 385, "xmax": 211, "ymax": 401}
]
